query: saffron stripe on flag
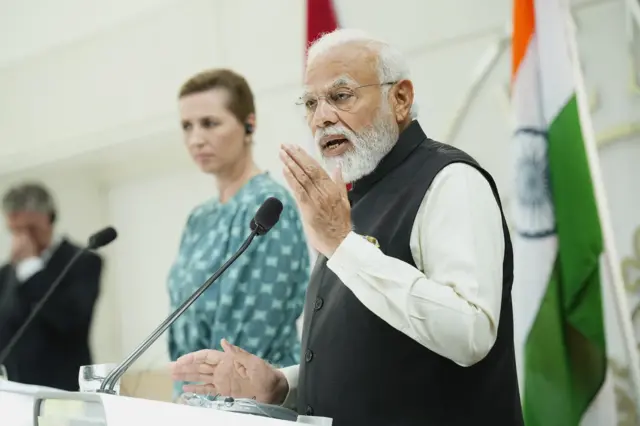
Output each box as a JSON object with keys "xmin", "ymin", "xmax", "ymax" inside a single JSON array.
[{"xmin": 512, "ymin": 0, "xmax": 535, "ymax": 82}]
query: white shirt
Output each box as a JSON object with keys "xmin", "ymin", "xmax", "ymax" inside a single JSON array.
[
  {"xmin": 15, "ymin": 235, "xmax": 62, "ymax": 283},
  {"xmin": 279, "ymin": 162, "xmax": 505, "ymax": 407}
]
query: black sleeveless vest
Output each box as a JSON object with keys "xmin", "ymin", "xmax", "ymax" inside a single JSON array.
[{"xmin": 296, "ymin": 121, "xmax": 523, "ymax": 426}]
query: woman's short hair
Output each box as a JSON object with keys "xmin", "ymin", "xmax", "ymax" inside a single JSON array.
[{"xmin": 178, "ymin": 68, "xmax": 255, "ymax": 124}]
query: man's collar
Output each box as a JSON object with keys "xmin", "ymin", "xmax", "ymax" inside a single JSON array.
[
  {"xmin": 41, "ymin": 234, "xmax": 63, "ymax": 263},
  {"xmin": 348, "ymin": 120, "xmax": 427, "ymax": 200}
]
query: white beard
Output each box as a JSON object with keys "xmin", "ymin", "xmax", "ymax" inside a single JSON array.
[{"xmin": 314, "ymin": 103, "xmax": 400, "ymax": 183}]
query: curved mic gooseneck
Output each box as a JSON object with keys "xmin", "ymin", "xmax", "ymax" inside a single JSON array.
[
  {"xmin": 98, "ymin": 197, "xmax": 283, "ymax": 394},
  {"xmin": 98, "ymin": 229, "xmax": 258, "ymax": 394}
]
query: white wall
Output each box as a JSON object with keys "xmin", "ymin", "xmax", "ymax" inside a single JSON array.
[
  {"xmin": 0, "ymin": 0, "xmax": 220, "ymax": 175},
  {"xmin": 105, "ymin": 169, "xmax": 213, "ymax": 368},
  {"xmin": 0, "ymin": 0, "xmax": 638, "ymax": 384},
  {"xmin": 0, "ymin": 0, "xmax": 179, "ymax": 67}
]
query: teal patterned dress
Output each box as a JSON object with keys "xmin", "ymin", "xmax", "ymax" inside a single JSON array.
[{"xmin": 167, "ymin": 173, "xmax": 309, "ymax": 397}]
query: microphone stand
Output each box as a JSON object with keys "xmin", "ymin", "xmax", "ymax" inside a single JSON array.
[
  {"xmin": 98, "ymin": 229, "xmax": 259, "ymax": 394},
  {"xmin": 0, "ymin": 249, "xmax": 86, "ymax": 368},
  {"xmin": 0, "ymin": 227, "xmax": 116, "ymax": 381}
]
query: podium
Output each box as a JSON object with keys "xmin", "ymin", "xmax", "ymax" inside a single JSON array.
[{"xmin": 1, "ymin": 380, "xmax": 328, "ymax": 425}]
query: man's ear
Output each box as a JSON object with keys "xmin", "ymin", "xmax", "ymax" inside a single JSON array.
[{"xmin": 391, "ymin": 79, "xmax": 414, "ymax": 123}]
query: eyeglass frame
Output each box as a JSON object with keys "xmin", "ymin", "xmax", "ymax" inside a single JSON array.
[{"xmin": 295, "ymin": 81, "xmax": 398, "ymax": 117}]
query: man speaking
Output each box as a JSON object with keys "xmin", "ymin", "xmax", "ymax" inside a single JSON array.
[{"xmin": 171, "ymin": 29, "xmax": 524, "ymax": 426}]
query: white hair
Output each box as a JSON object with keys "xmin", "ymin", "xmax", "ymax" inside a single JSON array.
[
  {"xmin": 307, "ymin": 29, "xmax": 418, "ymax": 119},
  {"xmin": 2, "ymin": 182, "xmax": 57, "ymax": 222}
]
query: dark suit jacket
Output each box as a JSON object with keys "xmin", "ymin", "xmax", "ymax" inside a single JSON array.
[{"xmin": 0, "ymin": 238, "xmax": 102, "ymax": 391}]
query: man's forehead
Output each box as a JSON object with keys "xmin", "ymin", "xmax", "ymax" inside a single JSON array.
[
  {"xmin": 304, "ymin": 45, "xmax": 378, "ymax": 90},
  {"xmin": 6, "ymin": 210, "xmax": 45, "ymax": 221},
  {"xmin": 6, "ymin": 211, "xmax": 31, "ymax": 227},
  {"xmin": 303, "ymin": 75, "xmax": 357, "ymax": 93}
]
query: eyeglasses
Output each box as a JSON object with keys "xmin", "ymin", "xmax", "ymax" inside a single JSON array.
[{"xmin": 296, "ymin": 82, "xmax": 397, "ymax": 117}]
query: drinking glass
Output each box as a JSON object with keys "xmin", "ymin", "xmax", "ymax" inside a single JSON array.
[
  {"xmin": 0, "ymin": 364, "xmax": 7, "ymax": 381},
  {"xmin": 78, "ymin": 363, "xmax": 120, "ymax": 394},
  {"xmin": 296, "ymin": 416, "xmax": 333, "ymax": 425}
]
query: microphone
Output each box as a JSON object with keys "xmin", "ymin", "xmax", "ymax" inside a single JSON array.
[
  {"xmin": 87, "ymin": 227, "xmax": 118, "ymax": 250},
  {"xmin": 0, "ymin": 226, "xmax": 118, "ymax": 367},
  {"xmin": 250, "ymin": 197, "xmax": 283, "ymax": 235},
  {"xmin": 98, "ymin": 197, "xmax": 284, "ymax": 394}
]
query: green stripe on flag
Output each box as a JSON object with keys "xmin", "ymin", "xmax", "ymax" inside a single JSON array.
[{"xmin": 523, "ymin": 95, "xmax": 607, "ymax": 426}]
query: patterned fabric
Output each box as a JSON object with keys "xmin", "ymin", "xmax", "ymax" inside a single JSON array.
[{"xmin": 167, "ymin": 173, "xmax": 309, "ymax": 398}]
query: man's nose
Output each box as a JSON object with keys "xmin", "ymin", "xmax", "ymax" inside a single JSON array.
[{"xmin": 311, "ymin": 98, "xmax": 339, "ymax": 128}]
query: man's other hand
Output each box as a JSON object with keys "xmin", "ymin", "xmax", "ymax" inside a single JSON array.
[{"xmin": 170, "ymin": 339, "xmax": 289, "ymax": 405}]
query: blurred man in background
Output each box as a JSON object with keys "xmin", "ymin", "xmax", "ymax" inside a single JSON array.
[{"xmin": 0, "ymin": 183, "xmax": 102, "ymax": 391}]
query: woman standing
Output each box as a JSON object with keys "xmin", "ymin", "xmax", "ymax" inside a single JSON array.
[{"xmin": 167, "ymin": 69, "xmax": 309, "ymax": 398}]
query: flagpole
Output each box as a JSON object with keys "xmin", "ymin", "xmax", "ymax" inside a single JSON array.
[
  {"xmin": 445, "ymin": 33, "xmax": 510, "ymax": 143},
  {"xmin": 627, "ymin": 0, "xmax": 640, "ymax": 30},
  {"xmin": 562, "ymin": 3, "xmax": 640, "ymax": 407}
]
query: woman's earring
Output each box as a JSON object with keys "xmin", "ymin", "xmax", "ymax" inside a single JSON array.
[{"xmin": 244, "ymin": 123, "xmax": 253, "ymax": 145}]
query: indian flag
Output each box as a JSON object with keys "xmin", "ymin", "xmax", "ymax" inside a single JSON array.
[{"xmin": 511, "ymin": 0, "xmax": 608, "ymax": 425}]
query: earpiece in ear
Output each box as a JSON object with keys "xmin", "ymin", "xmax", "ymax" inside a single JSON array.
[{"xmin": 244, "ymin": 123, "xmax": 253, "ymax": 135}]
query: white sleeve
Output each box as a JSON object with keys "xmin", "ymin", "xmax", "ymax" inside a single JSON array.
[
  {"xmin": 278, "ymin": 364, "xmax": 300, "ymax": 409},
  {"xmin": 326, "ymin": 163, "xmax": 505, "ymax": 366},
  {"xmin": 15, "ymin": 256, "xmax": 45, "ymax": 282}
]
